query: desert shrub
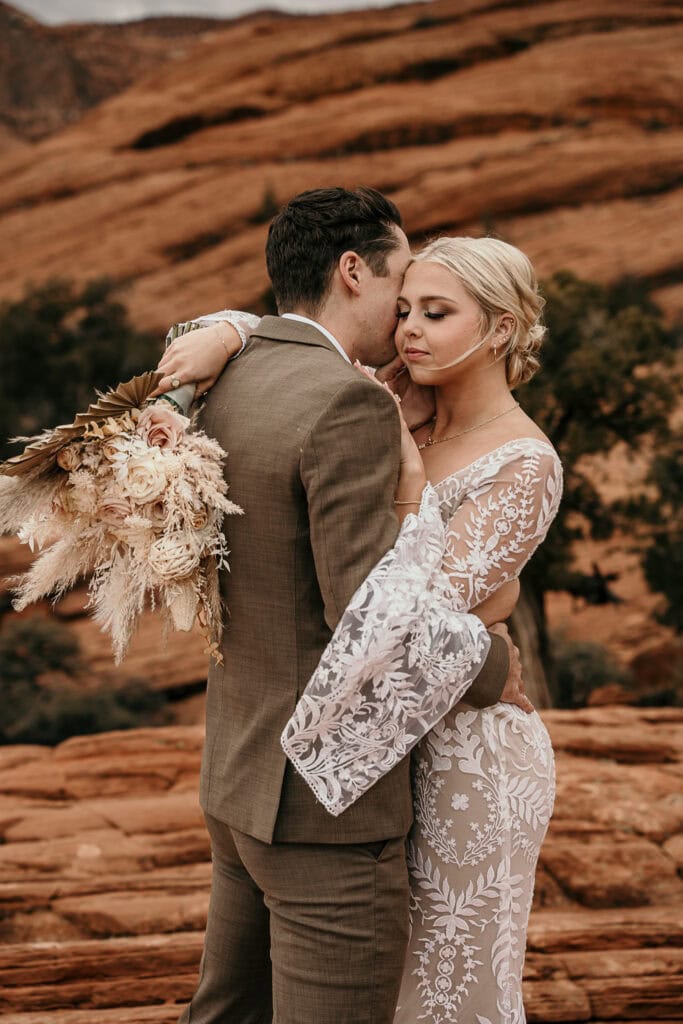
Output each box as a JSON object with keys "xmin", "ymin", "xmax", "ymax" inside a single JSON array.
[
  {"xmin": 0, "ymin": 278, "xmax": 159, "ymax": 460},
  {"xmin": 0, "ymin": 616, "xmax": 168, "ymax": 745},
  {"xmin": 551, "ymin": 633, "xmax": 633, "ymax": 709},
  {"xmin": 0, "ymin": 615, "xmax": 81, "ymax": 682},
  {"xmin": 512, "ymin": 270, "xmax": 680, "ymax": 703}
]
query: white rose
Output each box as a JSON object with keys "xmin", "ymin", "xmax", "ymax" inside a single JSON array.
[
  {"xmin": 102, "ymin": 435, "xmax": 133, "ymax": 463},
  {"xmin": 119, "ymin": 450, "xmax": 168, "ymax": 504},
  {"xmin": 97, "ymin": 490, "xmax": 134, "ymax": 526},
  {"xmin": 187, "ymin": 501, "xmax": 209, "ymax": 530},
  {"xmin": 67, "ymin": 471, "xmax": 99, "ymax": 515}
]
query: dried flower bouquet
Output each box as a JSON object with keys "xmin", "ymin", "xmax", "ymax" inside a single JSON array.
[{"xmin": 0, "ymin": 372, "xmax": 241, "ymax": 663}]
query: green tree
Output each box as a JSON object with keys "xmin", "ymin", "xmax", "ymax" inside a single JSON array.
[
  {"xmin": 0, "ymin": 278, "xmax": 159, "ymax": 459},
  {"xmin": 634, "ymin": 429, "xmax": 683, "ymax": 631},
  {"xmin": 514, "ymin": 271, "xmax": 680, "ymax": 704}
]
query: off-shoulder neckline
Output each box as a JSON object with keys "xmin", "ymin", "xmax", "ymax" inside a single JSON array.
[{"xmin": 431, "ymin": 436, "xmax": 559, "ymax": 492}]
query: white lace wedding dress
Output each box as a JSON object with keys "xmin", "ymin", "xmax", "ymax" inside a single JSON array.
[{"xmin": 283, "ymin": 437, "xmax": 562, "ymax": 1024}]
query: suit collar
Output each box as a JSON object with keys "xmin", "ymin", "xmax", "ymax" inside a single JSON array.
[{"xmin": 253, "ymin": 315, "xmax": 344, "ymax": 358}]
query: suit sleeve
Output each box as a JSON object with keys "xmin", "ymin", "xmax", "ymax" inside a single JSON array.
[
  {"xmin": 300, "ymin": 376, "xmax": 402, "ymax": 631},
  {"xmin": 463, "ymin": 633, "xmax": 509, "ymax": 707}
]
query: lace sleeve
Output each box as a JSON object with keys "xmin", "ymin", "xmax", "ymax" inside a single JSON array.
[
  {"xmin": 281, "ymin": 439, "xmax": 562, "ymax": 818},
  {"xmin": 438, "ymin": 440, "xmax": 563, "ymax": 613},
  {"xmin": 165, "ymin": 309, "xmax": 261, "ymax": 351},
  {"xmin": 281, "ymin": 488, "xmax": 491, "ymax": 817}
]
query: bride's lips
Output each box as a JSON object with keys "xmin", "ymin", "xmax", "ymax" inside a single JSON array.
[{"xmin": 402, "ymin": 347, "xmax": 429, "ymax": 361}]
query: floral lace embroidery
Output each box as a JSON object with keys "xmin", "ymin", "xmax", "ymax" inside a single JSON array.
[
  {"xmin": 394, "ymin": 438, "xmax": 561, "ymax": 1024},
  {"xmin": 435, "ymin": 439, "xmax": 562, "ymax": 612},
  {"xmin": 282, "ymin": 437, "xmax": 562, "ymax": 820},
  {"xmin": 398, "ymin": 704, "xmax": 556, "ymax": 1023}
]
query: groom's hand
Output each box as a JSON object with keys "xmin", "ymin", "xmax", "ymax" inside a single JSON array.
[{"xmin": 489, "ymin": 623, "xmax": 534, "ymax": 714}]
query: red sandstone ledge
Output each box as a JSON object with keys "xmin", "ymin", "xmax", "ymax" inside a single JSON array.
[{"xmin": 0, "ymin": 707, "xmax": 681, "ymax": 1022}]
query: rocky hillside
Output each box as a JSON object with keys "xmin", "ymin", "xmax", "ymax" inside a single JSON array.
[
  {"xmin": 0, "ymin": 0, "xmax": 681, "ymax": 336},
  {"xmin": 0, "ymin": 706, "xmax": 681, "ymax": 1021},
  {"xmin": 0, "ymin": 2, "xmax": 228, "ymax": 146}
]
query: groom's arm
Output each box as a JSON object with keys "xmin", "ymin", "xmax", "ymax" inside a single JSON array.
[
  {"xmin": 464, "ymin": 634, "xmax": 509, "ymax": 707},
  {"xmin": 301, "ymin": 377, "xmax": 509, "ymax": 705}
]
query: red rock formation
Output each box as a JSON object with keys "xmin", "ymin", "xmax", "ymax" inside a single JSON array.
[
  {"xmin": 0, "ymin": 707, "xmax": 681, "ymax": 1021},
  {"xmin": 2, "ymin": 0, "xmax": 681, "ymax": 708},
  {"xmin": 0, "ymin": 0, "xmax": 680, "ymax": 333},
  {"xmin": 0, "ymin": 2, "xmax": 227, "ymax": 144}
]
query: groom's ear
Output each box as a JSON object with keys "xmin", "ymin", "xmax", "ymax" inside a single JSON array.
[{"xmin": 338, "ymin": 250, "xmax": 364, "ymax": 296}]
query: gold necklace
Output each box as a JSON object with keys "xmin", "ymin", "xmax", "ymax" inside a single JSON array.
[{"xmin": 417, "ymin": 402, "xmax": 520, "ymax": 450}]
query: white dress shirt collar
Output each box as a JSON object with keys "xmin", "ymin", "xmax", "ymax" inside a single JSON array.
[{"xmin": 282, "ymin": 313, "xmax": 351, "ymax": 363}]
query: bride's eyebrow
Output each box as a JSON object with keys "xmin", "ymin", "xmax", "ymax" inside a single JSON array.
[{"xmin": 397, "ymin": 294, "xmax": 457, "ymax": 306}]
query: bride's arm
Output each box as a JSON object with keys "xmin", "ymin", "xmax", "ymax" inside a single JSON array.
[
  {"xmin": 472, "ymin": 579, "xmax": 520, "ymax": 625},
  {"xmin": 281, "ymin": 443, "xmax": 561, "ymax": 817},
  {"xmin": 151, "ymin": 310, "xmax": 262, "ymax": 404},
  {"xmin": 440, "ymin": 445, "xmax": 563, "ymax": 616}
]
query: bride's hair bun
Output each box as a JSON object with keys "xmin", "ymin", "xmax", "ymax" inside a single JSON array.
[
  {"xmin": 508, "ymin": 320, "xmax": 545, "ymax": 387},
  {"xmin": 414, "ymin": 236, "xmax": 546, "ymax": 388}
]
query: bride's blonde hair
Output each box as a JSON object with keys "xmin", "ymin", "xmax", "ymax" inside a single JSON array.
[{"xmin": 413, "ymin": 236, "xmax": 546, "ymax": 387}]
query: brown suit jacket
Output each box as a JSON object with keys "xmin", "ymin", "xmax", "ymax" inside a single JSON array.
[{"xmin": 198, "ymin": 315, "xmax": 508, "ymax": 844}]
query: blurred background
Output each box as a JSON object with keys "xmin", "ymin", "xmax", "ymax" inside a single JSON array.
[{"xmin": 1, "ymin": 0, "xmax": 682, "ymax": 745}]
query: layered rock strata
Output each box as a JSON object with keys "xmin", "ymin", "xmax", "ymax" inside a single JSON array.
[
  {"xmin": 0, "ymin": 0, "xmax": 681, "ymax": 331},
  {"xmin": 0, "ymin": 706, "xmax": 681, "ymax": 1021}
]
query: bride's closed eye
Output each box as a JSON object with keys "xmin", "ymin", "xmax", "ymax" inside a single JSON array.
[{"xmin": 396, "ymin": 305, "xmax": 449, "ymax": 321}]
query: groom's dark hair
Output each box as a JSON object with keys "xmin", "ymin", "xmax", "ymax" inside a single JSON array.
[{"xmin": 265, "ymin": 186, "xmax": 403, "ymax": 314}]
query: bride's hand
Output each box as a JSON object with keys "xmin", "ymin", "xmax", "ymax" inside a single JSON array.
[
  {"xmin": 151, "ymin": 322, "xmax": 243, "ymax": 400},
  {"xmin": 374, "ymin": 355, "xmax": 435, "ymax": 432}
]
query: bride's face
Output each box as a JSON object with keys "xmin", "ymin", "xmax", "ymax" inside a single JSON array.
[{"xmin": 395, "ymin": 261, "xmax": 486, "ymax": 385}]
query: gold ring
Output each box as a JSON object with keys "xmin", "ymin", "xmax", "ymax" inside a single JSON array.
[{"xmin": 171, "ymin": 377, "xmax": 181, "ymax": 389}]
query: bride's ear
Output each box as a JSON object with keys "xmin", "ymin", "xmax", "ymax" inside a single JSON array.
[
  {"xmin": 491, "ymin": 313, "xmax": 515, "ymax": 350},
  {"xmin": 338, "ymin": 250, "xmax": 363, "ymax": 296}
]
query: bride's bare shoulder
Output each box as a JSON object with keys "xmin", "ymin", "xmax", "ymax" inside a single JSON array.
[{"xmin": 503, "ymin": 406, "xmax": 552, "ymax": 450}]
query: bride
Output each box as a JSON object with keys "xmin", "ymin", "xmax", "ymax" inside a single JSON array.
[{"xmin": 156, "ymin": 235, "xmax": 562, "ymax": 1024}]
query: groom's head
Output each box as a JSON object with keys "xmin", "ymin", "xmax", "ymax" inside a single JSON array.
[{"xmin": 266, "ymin": 187, "xmax": 411, "ymax": 363}]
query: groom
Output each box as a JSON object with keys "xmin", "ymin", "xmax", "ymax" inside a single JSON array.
[{"xmin": 174, "ymin": 187, "xmax": 524, "ymax": 1024}]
